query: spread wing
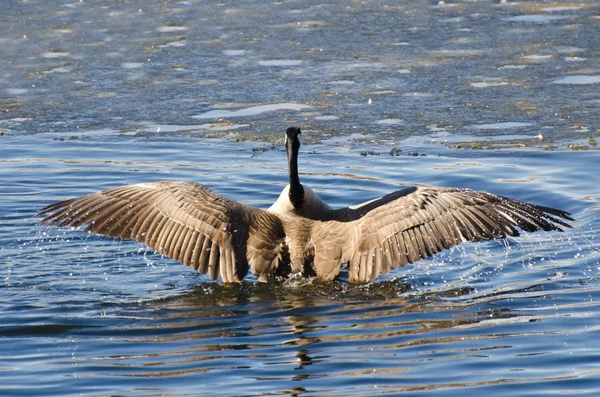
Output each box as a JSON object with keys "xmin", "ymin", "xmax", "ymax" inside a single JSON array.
[
  {"xmin": 311, "ymin": 187, "xmax": 573, "ymax": 283},
  {"xmin": 38, "ymin": 182, "xmax": 286, "ymax": 282}
]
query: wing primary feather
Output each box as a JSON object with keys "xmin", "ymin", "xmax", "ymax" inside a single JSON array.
[
  {"xmin": 394, "ymin": 233, "xmax": 410, "ymax": 265},
  {"xmin": 128, "ymin": 191, "xmax": 176, "ymax": 239},
  {"xmin": 208, "ymin": 240, "xmax": 220, "ymax": 280},
  {"xmin": 154, "ymin": 217, "xmax": 176, "ymax": 255},
  {"xmin": 411, "ymin": 226, "xmax": 428, "ymax": 259},
  {"xmin": 62, "ymin": 196, "xmax": 115, "ymax": 227},
  {"xmin": 176, "ymin": 228, "xmax": 195, "ymax": 263},
  {"xmin": 144, "ymin": 215, "xmax": 170, "ymax": 246},
  {"xmin": 370, "ymin": 248, "xmax": 382, "ymax": 281},
  {"xmin": 380, "ymin": 239, "xmax": 393, "ymax": 275},
  {"xmin": 181, "ymin": 231, "xmax": 199, "ymax": 267},
  {"xmin": 388, "ymin": 236, "xmax": 403, "ymax": 269},
  {"xmin": 349, "ymin": 252, "xmax": 360, "ymax": 281},
  {"xmin": 417, "ymin": 224, "xmax": 434, "ymax": 257},
  {"xmin": 198, "ymin": 235, "xmax": 212, "ymax": 274},
  {"xmin": 190, "ymin": 235, "xmax": 206, "ymax": 271},
  {"xmin": 219, "ymin": 246, "xmax": 231, "ymax": 283},
  {"xmin": 358, "ymin": 252, "xmax": 368, "ymax": 282},
  {"xmin": 404, "ymin": 229, "xmax": 420, "ymax": 263},
  {"xmin": 170, "ymin": 224, "xmax": 190, "ymax": 261},
  {"xmin": 131, "ymin": 204, "xmax": 163, "ymax": 239},
  {"xmin": 163, "ymin": 223, "xmax": 184, "ymax": 258},
  {"xmin": 113, "ymin": 201, "xmax": 156, "ymax": 239},
  {"xmin": 89, "ymin": 202, "xmax": 132, "ymax": 235},
  {"xmin": 38, "ymin": 198, "xmax": 77, "ymax": 217}
]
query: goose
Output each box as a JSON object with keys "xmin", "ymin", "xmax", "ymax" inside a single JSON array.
[{"xmin": 39, "ymin": 127, "xmax": 573, "ymax": 283}]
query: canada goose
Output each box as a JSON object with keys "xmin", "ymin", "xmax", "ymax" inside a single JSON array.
[{"xmin": 39, "ymin": 127, "xmax": 573, "ymax": 283}]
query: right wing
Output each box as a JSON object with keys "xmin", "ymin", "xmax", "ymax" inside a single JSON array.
[{"xmin": 38, "ymin": 181, "xmax": 286, "ymax": 282}]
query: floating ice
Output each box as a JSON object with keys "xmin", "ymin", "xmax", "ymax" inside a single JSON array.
[
  {"xmin": 140, "ymin": 123, "xmax": 250, "ymax": 133},
  {"xmin": 223, "ymin": 50, "xmax": 246, "ymax": 56},
  {"xmin": 552, "ymin": 75, "xmax": 600, "ymax": 85},
  {"xmin": 503, "ymin": 14, "xmax": 572, "ymax": 23},
  {"xmin": 42, "ymin": 51, "xmax": 70, "ymax": 58},
  {"xmin": 469, "ymin": 122, "xmax": 533, "ymax": 130},
  {"xmin": 121, "ymin": 62, "xmax": 144, "ymax": 69},
  {"xmin": 522, "ymin": 54, "xmax": 552, "ymax": 60},
  {"xmin": 258, "ymin": 60, "xmax": 303, "ymax": 66},
  {"xmin": 325, "ymin": 80, "xmax": 356, "ymax": 85},
  {"xmin": 193, "ymin": 103, "xmax": 313, "ymax": 119},
  {"xmin": 470, "ymin": 81, "xmax": 509, "ymax": 88},
  {"xmin": 314, "ymin": 115, "xmax": 339, "ymax": 121},
  {"xmin": 498, "ymin": 64, "xmax": 527, "ymax": 70},
  {"xmin": 375, "ymin": 118, "xmax": 403, "ymax": 125},
  {"xmin": 157, "ymin": 26, "xmax": 188, "ymax": 32},
  {"xmin": 542, "ymin": 6, "xmax": 582, "ymax": 12},
  {"xmin": 6, "ymin": 88, "xmax": 28, "ymax": 95}
]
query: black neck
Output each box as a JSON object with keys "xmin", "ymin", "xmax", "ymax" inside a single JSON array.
[{"xmin": 286, "ymin": 133, "xmax": 304, "ymax": 210}]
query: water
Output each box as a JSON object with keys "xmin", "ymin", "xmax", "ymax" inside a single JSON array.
[
  {"xmin": 1, "ymin": 0, "xmax": 600, "ymax": 396},
  {"xmin": 1, "ymin": 135, "xmax": 599, "ymax": 396},
  {"xmin": 2, "ymin": 0, "xmax": 600, "ymax": 145}
]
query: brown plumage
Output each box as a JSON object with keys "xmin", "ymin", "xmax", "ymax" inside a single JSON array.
[{"xmin": 38, "ymin": 127, "xmax": 573, "ymax": 283}]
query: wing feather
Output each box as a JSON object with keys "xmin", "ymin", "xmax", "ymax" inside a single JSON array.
[
  {"xmin": 311, "ymin": 187, "xmax": 572, "ymax": 283},
  {"xmin": 38, "ymin": 181, "xmax": 286, "ymax": 282}
]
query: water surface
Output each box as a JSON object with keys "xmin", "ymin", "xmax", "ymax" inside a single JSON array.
[
  {"xmin": 1, "ymin": 0, "xmax": 600, "ymax": 396},
  {"xmin": 1, "ymin": 135, "xmax": 599, "ymax": 396}
]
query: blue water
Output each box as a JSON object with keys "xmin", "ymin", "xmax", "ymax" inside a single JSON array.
[
  {"xmin": 2, "ymin": 0, "xmax": 600, "ymax": 395},
  {"xmin": 1, "ymin": 134, "xmax": 599, "ymax": 396}
]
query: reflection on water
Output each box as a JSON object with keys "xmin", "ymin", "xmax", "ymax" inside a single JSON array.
[{"xmin": 0, "ymin": 135, "xmax": 599, "ymax": 396}]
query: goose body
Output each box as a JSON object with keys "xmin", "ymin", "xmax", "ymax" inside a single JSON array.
[{"xmin": 39, "ymin": 127, "xmax": 573, "ymax": 283}]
